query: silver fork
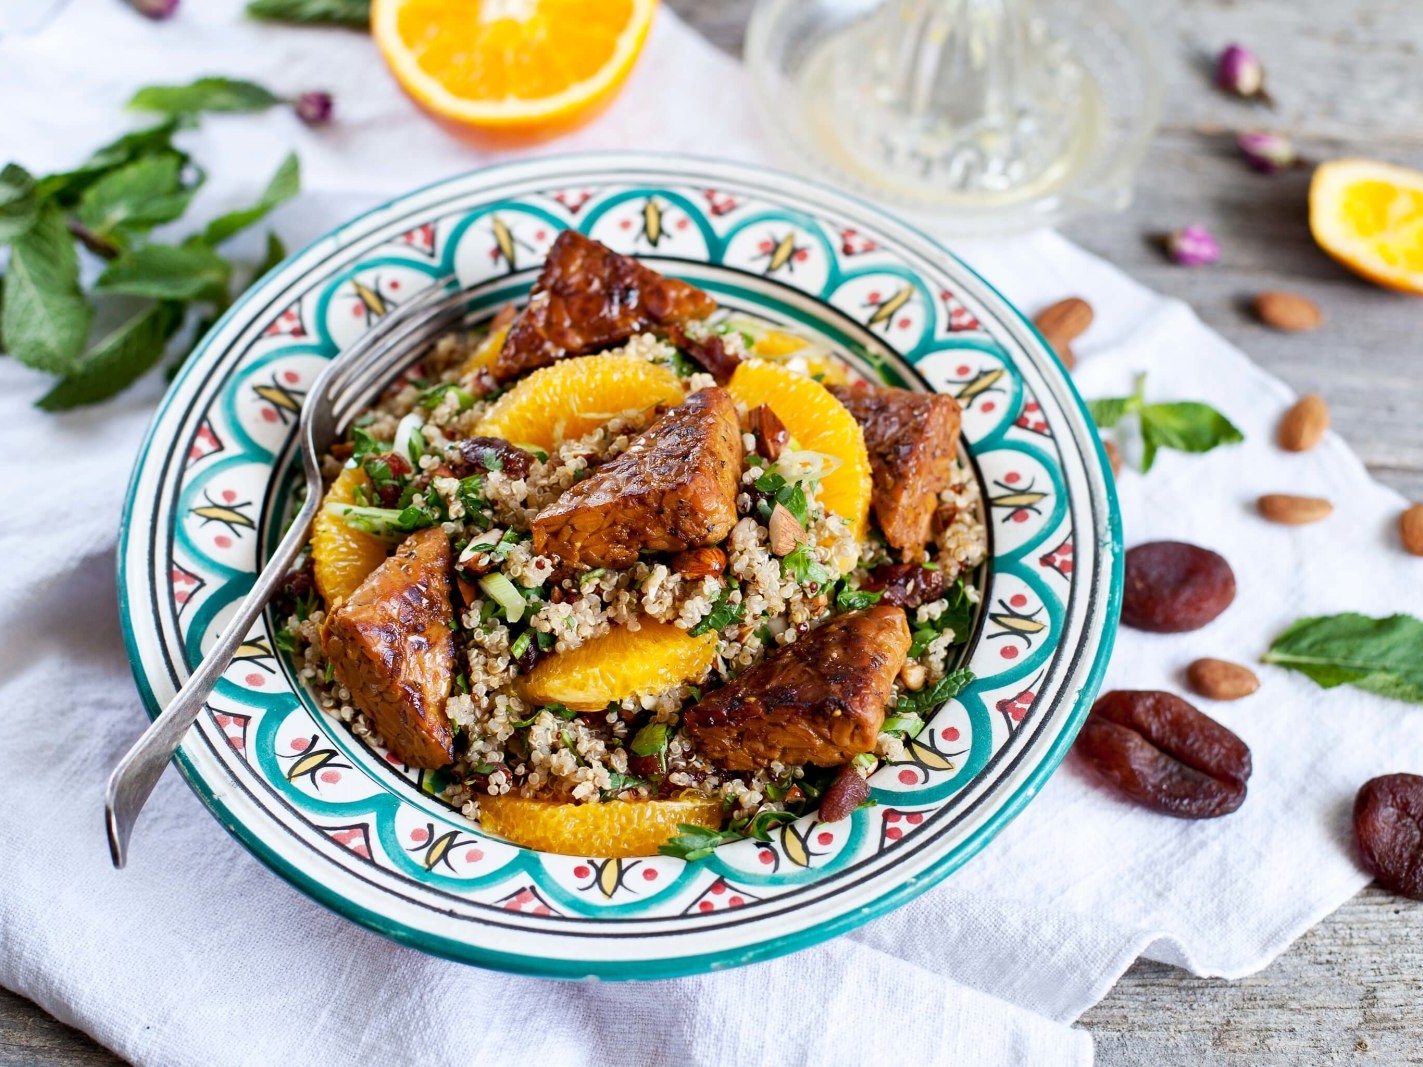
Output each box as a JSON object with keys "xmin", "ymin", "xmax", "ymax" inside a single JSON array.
[{"xmin": 105, "ymin": 279, "xmax": 481, "ymax": 868}]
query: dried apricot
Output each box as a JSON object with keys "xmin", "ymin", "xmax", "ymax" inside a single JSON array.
[
  {"xmin": 1354, "ymin": 773, "xmax": 1423, "ymax": 900},
  {"xmin": 1122, "ymin": 541, "xmax": 1236, "ymax": 633},
  {"xmin": 1076, "ymin": 690, "xmax": 1251, "ymax": 818}
]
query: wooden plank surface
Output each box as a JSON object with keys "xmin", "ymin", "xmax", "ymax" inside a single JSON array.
[{"xmin": 5, "ymin": 0, "xmax": 1421, "ymax": 1063}]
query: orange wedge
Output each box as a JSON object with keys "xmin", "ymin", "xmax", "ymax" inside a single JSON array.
[
  {"xmin": 475, "ymin": 354, "xmax": 684, "ymax": 452},
  {"xmin": 518, "ymin": 619, "xmax": 717, "ymax": 712},
  {"xmin": 311, "ymin": 467, "xmax": 389, "ymax": 606},
  {"xmin": 750, "ymin": 329, "xmax": 848, "ymax": 385},
  {"xmin": 458, "ymin": 323, "xmax": 510, "ymax": 381},
  {"xmin": 1310, "ymin": 159, "xmax": 1423, "ymax": 294},
  {"xmin": 479, "ymin": 792, "xmax": 722, "ymax": 857},
  {"xmin": 372, "ymin": 0, "xmax": 658, "ymax": 138},
  {"xmin": 726, "ymin": 360, "xmax": 872, "ymax": 541}
]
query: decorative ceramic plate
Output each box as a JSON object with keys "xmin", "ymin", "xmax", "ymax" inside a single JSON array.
[{"xmin": 119, "ymin": 154, "xmax": 1120, "ymax": 978}]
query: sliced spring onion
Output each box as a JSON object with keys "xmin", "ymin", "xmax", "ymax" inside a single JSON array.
[
  {"xmin": 775, "ymin": 448, "xmax": 841, "ymax": 483},
  {"xmin": 478, "ymin": 571, "xmax": 526, "ymax": 624},
  {"xmin": 393, "ymin": 412, "xmax": 425, "ymax": 466}
]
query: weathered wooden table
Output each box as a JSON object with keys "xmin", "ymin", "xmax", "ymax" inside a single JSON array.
[{"xmin": 4, "ymin": 1, "xmax": 1420, "ymax": 1062}]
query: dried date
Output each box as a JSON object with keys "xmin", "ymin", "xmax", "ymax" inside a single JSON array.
[
  {"xmin": 748, "ymin": 403, "xmax": 789, "ymax": 462},
  {"xmin": 667, "ymin": 325, "xmax": 741, "ymax": 382},
  {"xmin": 863, "ymin": 562, "xmax": 947, "ymax": 609},
  {"xmin": 1075, "ymin": 690, "xmax": 1251, "ymax": 818},
  {"xmin": 1354, "ymin": 774, "xmax": 1423, "ymax": 900},
  {"xmin": 449, "ymin": 436, "xmax": 534, "ymax": 480},
  {"xmin": 819, "ymin": 762, "xmax": 872, "ymax": 822},
  {"xmin": 1122, "ymin": 541, "xmax": 1236, "ymax": 633}
]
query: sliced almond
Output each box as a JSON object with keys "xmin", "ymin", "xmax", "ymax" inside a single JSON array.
[
  {"xmin": 1401, "ymin": 503, "xmax": 1423, "ymax": 557},
  {"xmin": 767, "ymin": 503, "xmax": 806, "ymax": 557},
  {"xmin": 1186, "ymin": 658, "xmax": 1260, "ymax": 701},
  {"xmin": 1278, "ymin": 393, "xmax": 1330, "ymax": 452},
  {"xmin": 1254, "ymin": 291, "xmax": 1323, "ymax": 332},
  {"xmin": 1257, "ymin": 493, "xmax": 1333, "ymax": 525}
]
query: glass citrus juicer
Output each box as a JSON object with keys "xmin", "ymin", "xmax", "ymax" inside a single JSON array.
[{"xmin": 745, "ymin": 0, "xmax": 1163, "ymax": 236}]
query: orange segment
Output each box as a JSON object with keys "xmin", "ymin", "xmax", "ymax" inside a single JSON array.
[
  {"xmin": 751, "ymin": 329, "xmax": 847, "ymax": 385},
  {"xmin": 458, "ymin": 323, "xmax": 509, "ymax": 380},
  {"xmin": 372, "ymin": 0, "xmax": 657, "ymax": 135},
  {"xmin": 726, "ymin": 360, "xmax": 872, "ymax": 540},
  {"xmin": 1310, "ymin": 159, "xmax": 1423, "ymax": 294},
  {"xmin": 311, "ymin": 467, "xmax": 389, "ymax": 606},
  {"xmin": 474, "ymin": 353, "xmax": 685, "ymax": 452},
  {"xmin": 518, "ymin": 619, "xmax": 717, "ymax": 711},
  {"xmin": 478, "ymin": 792, "xmax": 721, "ymax": 858}
]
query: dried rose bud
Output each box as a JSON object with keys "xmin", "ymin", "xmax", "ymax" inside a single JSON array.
[
  {"xmin": 1237, "ymin": 130, "xmax": 1297, "ymax": 174},
  {"xmin": 130, "ymin": 0, "xmax": 179, "ymax": 17},
  {"xmin": 1165, "ymin": 225, "xmax": 1221, "ymax": 267},
  {"xmin": 294, "ymin": 91, "xmax": 334, "ymax": 126},
  {"xmin": 1215, "ymin": 44, "xmax": 1270, "ymax": 102}
]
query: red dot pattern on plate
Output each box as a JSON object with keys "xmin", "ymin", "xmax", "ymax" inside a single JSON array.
[
  {"xmin": 710, "ymin": 881, "xmax": 726, "ymax": 895},
  {"xmin": 319, "ymin": 770, "xmax": 341, "ymax": 784},
  {"xmin": 729, "ymin": 895, "xmax": 745, "ymax": 907},
  {"xmin": 215, "ymin": 535, "xmax": 233, "ymax": 548},
  {"xmin": 898, "ymin": 769, "xmax": 917, "ymax": 785},
  {"xmin": 260, "ymin": 409, "xmax": 278, "ymax": 423},
  {"xmin": 283, "ymin": 370, "xmax": 299, "ymax": 384},
  {"xmin": 982, "ymin": 402, "xmax": 996, "ymax": 413},
  {"xmin": 699, "ymin": 900, "xmax": 714, "ymax": 912},
  {"xmin": 942, "ymin": 726, "xmax": 960, "ymax": 742},
  {"xmin": 956, "ymin": 364, "xmax": 971, "ymax": 376},
  {"xmin": 642, "ymin": 868, "xmax": 658, "ymax": 881},
  {"xmin": 464, "ymin": 849, "xmax": 483, "ymax": 863},
  {"xmin": 886, "ymin": 827, "xmax": 903, "ymax": 841},
  {"xmin": 410, "ymin": 827, "xmax": 429, "ymax": 844},
  {"xmin": 291, "ymin": 737, "xmax": 310, "ymax": 752},
  {"xmin": 573, "ymin": 865, "xmax": 590, "ymax": 879},
  {"xmin": 758, "ymin": 850, "xmax": 774, "ymax": 865},
  {"xmin": 816, "ymin": 831, "xmax": 833, "ymax": 846},
  {"xmin": 245, "ymin": 673, "xmax": 264, "ymax": 687},
  {"xmin": 1010, "ymin": 594, "xmax": 1028, "ymax": 607},
  {"xmin": 1001, "ymin": 646, "xmax": 1019, "ymax": 659}
]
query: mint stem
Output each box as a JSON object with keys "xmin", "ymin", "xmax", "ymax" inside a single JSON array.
[{"xmin": 66, "ymin": 218, "xmax": 120, "ymax": 260}]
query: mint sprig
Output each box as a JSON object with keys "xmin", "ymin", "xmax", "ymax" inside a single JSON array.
[
  {"xmin": 1088, "ymin": 374, "xmax": 1244, "ymax": 473},
  {"xmin": 246, "ymin": 0, "xmax": 370, "ymax": 27},
  {"xmin": 1264, "ymin": 613, "xmax": 1423, "ymax": 705},
  {"xmin": 0, "ymin": 80, "xmax": 306, "ymax": 410}
]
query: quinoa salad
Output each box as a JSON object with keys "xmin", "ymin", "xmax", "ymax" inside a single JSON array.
[{"xmin": 278, "ymin": 230, "xmax": 987, "ymax": 859}]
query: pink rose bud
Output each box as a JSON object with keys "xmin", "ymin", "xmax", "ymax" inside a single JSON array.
[
  {"xmin": 294, "ymin": 91, "xmax": 334, "ymax": 126},
  {"xmin": 1237, "ymin": 130, "xmax": 1297, "ymax": 174},
  {"xmin": 130, "ymin": 0, "xmax": 179, "ymax": 17},
  {"xmin": 1216, "ymin": 44, "xmax": 1270, "ymax": 102},
  {"xmin": 1166, "ymin": 226, "xmax": 1221, "ymax": 267}
]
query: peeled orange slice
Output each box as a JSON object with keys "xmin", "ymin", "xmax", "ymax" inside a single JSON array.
[
  {"xmin": 372, "ymin": 0, "xmax": 658, "ymax": 137},
  {"xmin": 1310, "ymin": 159, "xmax": 1423, "ymax": 294},
  {"xmin": 726, "ymin": 360, "xmax": 872, "ymax": 540},
  {"xmin": 478, "ymin": 792, "xmax": 722, "ymax": 858},
  {"xmin": 458, "ymin": 323, "xmax": 510, "ymax": 380},
  {"xmin": 750, "ymin": 329, "xmax": 848, "ymax": 385},
  {"xmin": 518, "ymin": 619, "xmax": 717, "ymax": 712},
  {"xmin": 475, "ymin": 354, "xmax": 684, "ymax": 452},
  {"xmin": 312, "ymin": 466, "xmax": 389, "ymax": 606}
]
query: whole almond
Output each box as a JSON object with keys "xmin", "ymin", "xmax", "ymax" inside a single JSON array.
[
  {"xmin": 1034, "ymin": 297, "xmax": 1094, "ymax": 344},
  {"xmin": 1401, "ymin": 503, "xmax": 1423, "ymax": 557},
  {"xmin": 1254, "ymin": 291, "xmax": 1323, "ymax": 332},
  {"xmin": 1102, "ymin": 439, "xmax": 1123, "ymax": 478},
  {"xmin": 1278, "ymin": 393, "xmax": 1329, "ymax": 452},
  {"xmin": 1186, "ymin": 658, "xmax": 1260, "ymax": 701},
  {"xmin": 767, "ymin": 502, "xmax": 805, "ymax": 557},
  {"xmin": 1057, "ymin": 342, "xmax": 1076, "ymax": 371},
  {"xmin": 1257, "ymin": 493, "xmax": 1333, "ymax": 525}
]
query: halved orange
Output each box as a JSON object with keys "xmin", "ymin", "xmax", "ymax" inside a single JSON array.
[
  {"xmin": 1310, "ymin": 159, "xmax": 1423, "ymax": 294},
  {"xmin": 475, "ymin": 353, "xmax": 684, "ymax": 452},
  {"xmin": 311, "ymin": 466, "xmax": 389, "ymax": 606},
  {"xmin": 478, "ymin": 792, "xmax": 721, "ymax": 857},
  {"xmin": 372, "ymin": 0, "xmax": 658, "ymax": 137},
  {"xmin": 518, "ymin": 618, "xmax": 717, "ymax": 712},
  {"xmin": 726, "ymin": 360, "xmax": 872, "ymax": 542}
]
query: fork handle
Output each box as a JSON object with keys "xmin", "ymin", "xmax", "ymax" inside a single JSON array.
[{"xmin": 105, "ymin": 495, "xmax": 320, "ymax": 868}]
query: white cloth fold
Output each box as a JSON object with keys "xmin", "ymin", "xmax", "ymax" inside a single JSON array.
[{"xmin": 2, "ymin": 3, "xmax": 1418, "ymax": 1065}]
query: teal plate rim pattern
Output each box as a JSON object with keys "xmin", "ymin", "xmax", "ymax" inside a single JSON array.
[{"xmin": 117, "ymin": 153, "xmax": 1121, "ymax": 979}]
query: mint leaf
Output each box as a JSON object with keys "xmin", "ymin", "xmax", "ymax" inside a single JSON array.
[
  {"xmin": 688, "ymin": 580, "xmax": 744, "ymax": 637},
  {"xmin": 0, "ymin": 163, "xmax": 39, "ymax": 243},
  {"xmin": 202, "ymin": 152, "xmax": 299, "ymax": 246},
  {"xmin": 128, "ymin": 77, "xmax": 282, "ymax": 117},
  {"xmin": 96, "ymin": 242, "xmax": 232, "ymax": 301},
  {"xmin": 658, "ymin": 824, "xmax": 739, "ymax": 862},
  {"xmin": 781, "ymin": 543, "xmax": 833, "ymax": 587},
  {"xmin": 76, "ymin": 153, "xmax": 197, "ymax": 246},
  {"xmin": 835, "ymin": 582, "xmax": 882, "ymax": 612},
  {"xmin": 1263, "ymin": 613, "xmax": 1423, "ymax": 706},
  {"xmin": 246, "ymin": 0, "xmax": 370, "ymax": 26},
  {"xmin": 255, "ymin": 231, "xmax": 287, "ymax": 278},
  {"xmin": 1086, "ymin": 395, "xmax": 1134, "ymax": 428},
  {"xmin": 36, "ymin": 301, "xmax": 181, "ymax": 411},
  {"xmin": 37, "ymin": 119, "xmax": 187, "ymax": 205},
  {"xmin": 1138, "ymin": 401, "xmax": 1244, "ymax": 473},
  {"xmin": 1, "ymin": 205, "xmax": 91, "ymax": 373},
  {"xmin": 895, "ymin": 667, "xmax": 974, "ymax": 717}
]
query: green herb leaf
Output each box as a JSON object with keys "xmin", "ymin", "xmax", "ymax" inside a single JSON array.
[
  {"xmin": 201, "ymin": 152, "xmax": 299, "ymax": 246},
  {"xmin": 37, "ymin": 301, "xmax": 181, "ymax": 410},
  {"xmin": 881, "ymin": 713, "xmax": 926, "ymax": 739},
  {"xmin": 631, "ymin": 722, "xmax": 671, "ymax": 758},
  {"xmin": 658, "ymin": 823, "xmax": 739, "ymax": 862},
  {"xmin": 1086, "ymin": 396, "xmax": 1132, "ymax": 428},
  {"xmin": 0, "ymin": 163, "xmax": 39, "ymax": 243},
  {"xmin": 95, "ymin": 241, "xmax": 232, "ymax": 301},
  {"xmin": 745, "ymin": 809, "xmax": 797, "ymax": 841},
  {"xmin": 35, "ymin": 119, "xmax": 187, "ymax": 205},
  {"xmin": 895, "ymin": 667, "xmax": 975, "ymax": 717},
  {"xmin": 1263, "ymin": 613, "xmax": 1423, "ymax": 705},
  {"xmin": 776, "ymin": 481, "xmax": 810, "ymax": 526},
  {"xmin": 273, "ymin": 627, "xmax": 296, "ymax": 653},
  {"xmin": 1, "ymin": 204, "xmax": 92, "ymax": 373},
  {"xmin": 688, "ymin": 580, "xmax": 745, "ymax": 637},
  {"xmin": 835, "ymin": 581, "xmax": 882, "ymax": 612},
  {"xmin": 76, "ymin": 153, "xmax": 197, "ymax": 247},
  {"xmin": 781, "ymin": 543, "xmax": 834, "ymax": 587},
  {"xmin": 908, "ymin": 580, "xmax": 974, "ymax": 657},
  {"xmin": 246, "ymin": 0, "xmax": 370, "ymax": 27},
  {"xmin": 325, "ymin": 501, "xmax": 439, "ymax": 539},
  {"xmin": 1138, "ymin": 401, "xmax": 1245, "ymax": 473},
  {"xmin": 255, "ymin": 231, "xmax": 287, "ymax": 278},
  {"xmin": 128, "ymin": 77, "xmax": 282, "ymax": 117}
]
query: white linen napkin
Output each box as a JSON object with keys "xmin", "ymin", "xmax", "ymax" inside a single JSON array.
[{"xmin": 2, "ymin": 3, "xmax": 1420, "ymax": 1064}]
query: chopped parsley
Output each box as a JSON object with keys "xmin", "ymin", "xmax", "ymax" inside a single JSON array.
[
  {"xmin": 417, "ymin": 381, "xmax": 475, "ymax": 412},
  {"xmin": 454, "ymin": 672, "xmax": 469, "ymax": 694},
  {"xmin": 908, "ymin": 579, "xmax": 975, "ymax": 657},
  {"xmin": 895, "ymin": 667, "xmax": 975, "ymax": 717},
  {"xmin": 273, "ymin": 626, "xmax": 296, "ymax": 653},
  {"xmin": 834, "ymin": 581, "xmax": 883, "ymax": 612},
  {"xmin": 349, "ymin": 426, "xmax": 388, "ymax": 464},
  {"xmin": 658, "ymin": 824, "xmax": 742, "ymax": 862},
  {"xmin": 781, "ymin": 543, "xmax": 834, "ymax": 587},
  {"xmin": 688, "ymin": 580, "xmax": 745, "ymax": 637},
  {"xmin": 631, "ymin": 721, "xmax": 671, "ymax": 773}
]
